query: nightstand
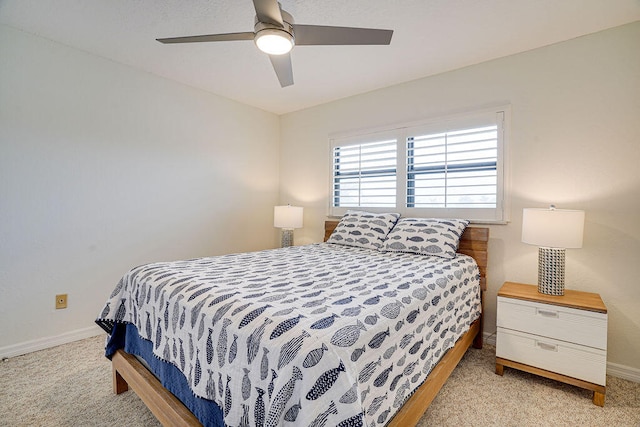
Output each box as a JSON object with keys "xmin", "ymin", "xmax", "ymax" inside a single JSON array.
[{"xmin": 495, "ymin": 282, "xmax": 608, "ymax": 406}]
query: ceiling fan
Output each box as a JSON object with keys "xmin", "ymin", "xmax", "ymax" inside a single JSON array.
[{"xmin": 156, "ymin": 0, "xmax": 393, "ymax": 87}]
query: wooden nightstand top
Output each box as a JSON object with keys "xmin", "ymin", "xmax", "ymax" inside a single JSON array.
[{"xmin": 498, "ymin": 282, "xmax": 607, "ymax": 314}]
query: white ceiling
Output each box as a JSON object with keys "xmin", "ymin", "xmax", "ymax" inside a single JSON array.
[{"xmin": 1, "ymin": 1, "xmax": 639, "ymax": 115}]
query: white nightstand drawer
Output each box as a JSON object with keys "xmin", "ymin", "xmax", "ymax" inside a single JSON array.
[
  {"xmin": 497, "ymin": 296, "xmax": 607, "ymax": 350},
  {"xmin": 497, "ymin": 328, "xmax": 606, "ymax": 385}
]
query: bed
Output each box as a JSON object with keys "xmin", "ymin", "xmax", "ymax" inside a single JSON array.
[{"xmin": 97, "ymin": 216, "xmax": 488, "ymax": 427}]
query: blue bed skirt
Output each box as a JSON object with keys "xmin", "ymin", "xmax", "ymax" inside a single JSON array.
[{"xmin": 105, "ymin": 323, "xmax": 225, "ymax": 427}]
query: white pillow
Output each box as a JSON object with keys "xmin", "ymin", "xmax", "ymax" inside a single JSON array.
[
  {"xmin": 327, "ymin": 210, "xmax": 400, "ymax": 250},
  {"xmin": 381, "ymin": 218, "xmax": 470, "ymax": 259}
]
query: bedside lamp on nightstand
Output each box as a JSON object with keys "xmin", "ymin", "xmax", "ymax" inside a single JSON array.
[
  {"xmin": 522, "ymin": 205, "xmax": 585, "ymax": 296},
  {"xmin": 274, "ymin": 205, "xmax": 303, "ymax": 247}
]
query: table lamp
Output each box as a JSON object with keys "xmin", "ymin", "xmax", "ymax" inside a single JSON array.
[
  {"xmin": 274, "ymin": 205, "xmax": 303, "ymax": 247},
  {"xmin": 521, "ymin": 205, "xmax": 585, "ymax": 295}
]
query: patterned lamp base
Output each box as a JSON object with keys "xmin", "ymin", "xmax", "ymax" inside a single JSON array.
[
  {"xmin": 281, "ymin": 229, "xmax": 294, "ymax": 248},
  {"xmin": 538, "ymin": 247, "xmax": 565, "ymax": 295}
]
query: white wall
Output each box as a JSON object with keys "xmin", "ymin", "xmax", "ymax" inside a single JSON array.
[
  {"xmin": 0, "ymin": 25, "xmax": 280, "ymax": 355},
  {"xmin": 280, "ymin": 22, "xmax": 640, "ymax": 372}
]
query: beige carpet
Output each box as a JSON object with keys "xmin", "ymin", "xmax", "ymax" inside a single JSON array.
[{"xmin": 1, "ymin": 335, "xmax": 638, "ymax": 426}]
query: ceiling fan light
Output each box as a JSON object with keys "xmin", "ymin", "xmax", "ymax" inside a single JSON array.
[{"xmin": 255, "ymin": 29, "xmax": 294, "ymax": 55}]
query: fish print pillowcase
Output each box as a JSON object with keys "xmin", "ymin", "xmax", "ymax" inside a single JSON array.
[
  {"xmin": 327, "ymin": 210, "xmax": 400, "ymax": 250},
  {"xmin": 381, "ymin": 218, "xmax": 470, "ymax": 259}
]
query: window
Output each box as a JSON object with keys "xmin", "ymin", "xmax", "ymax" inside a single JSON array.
[
  {"xmin": 330, "ymin": 107, "xmax": 509, "ymax": 222},
  {"xmin": 332, "ymin": 138, "xmax": 397, "ymax": 208},
  {"xmin": 406, "ymin": 125, "xmax": 498, "ymax": 208}
]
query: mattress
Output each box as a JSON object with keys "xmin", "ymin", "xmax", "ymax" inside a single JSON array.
[{"xmin": 97, "ymin": 242, "xmax": 481, "ymax": 426}]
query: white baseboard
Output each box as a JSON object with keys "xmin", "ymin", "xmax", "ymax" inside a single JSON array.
[
  {"xmin": 0, "ymin": 325, "xmax": 104, "ymax": 359},
  {"xmin": 482, "ymin": 331, "xmax": 640, "ymax": 383},
  {"xmin": 484, "ymin": 331, "xmax": 497, "ymax": 347},
  {"xmin": 606, "ymin": 361, "xmax": 640, "ymax": 383}
]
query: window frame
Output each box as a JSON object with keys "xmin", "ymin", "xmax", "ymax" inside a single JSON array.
[{"xmin": 329, "ymin": 106, "xmax": 510, "ymax": 223}]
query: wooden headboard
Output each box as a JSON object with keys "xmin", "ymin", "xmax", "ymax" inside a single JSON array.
[{"xmin": 323, "ymin": 220, "xmax": 488, "ymax": 291}]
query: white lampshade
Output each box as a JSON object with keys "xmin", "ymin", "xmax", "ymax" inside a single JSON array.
[
  {"xmin": 274, "ymin": 205, "xmax": 303, "ymax": 229},
  {"xmin": 522, "ymin": 207, "xmax": 585, "ymax": 248}
]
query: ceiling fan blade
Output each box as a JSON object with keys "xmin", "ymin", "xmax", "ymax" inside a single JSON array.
[
  {"xmin": 269, "ymin": 53, "xmax": 294, "ymax": 87},
  {"xmin": 252, "ymin": 0, "xmax": 284, "ymax": 27},
  {"xmin": 293, "ymin": 25, "xmax": 393, "ymax": 46},
  {"xmin": 157, "ymin": 32, "xmax": 255, "ymax": 44}
]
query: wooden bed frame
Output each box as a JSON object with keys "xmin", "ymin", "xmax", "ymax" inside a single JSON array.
[{"xmin": 111, "ymin": 221, "xmax": 489, "ymax": 427}]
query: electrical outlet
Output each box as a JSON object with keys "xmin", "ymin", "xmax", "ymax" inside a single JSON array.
[{"xmin": 55, "ymin": 294, "xmax": 68, "ymax": 309}]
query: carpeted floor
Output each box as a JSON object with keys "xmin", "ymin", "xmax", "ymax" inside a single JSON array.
[{"xmin": 1, "ymin": 335, "xmax": 638, "ymax": 426}]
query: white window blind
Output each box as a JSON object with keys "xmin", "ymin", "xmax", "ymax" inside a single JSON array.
[
  {"xmin": 332, "ymin": 138, "xmax": 397, "ymax": 209},
  {"xmin": 407, "ymin": 125, "xmax": 498, "ymax": 208},
  {"xmin": 329, "ymin": 107, "xmax": 508, "ymax": 222}
]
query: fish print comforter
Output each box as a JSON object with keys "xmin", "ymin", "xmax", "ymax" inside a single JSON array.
[{"xmin": 96, "ymin": 243, "xmax": 481, "ymax": 427}]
